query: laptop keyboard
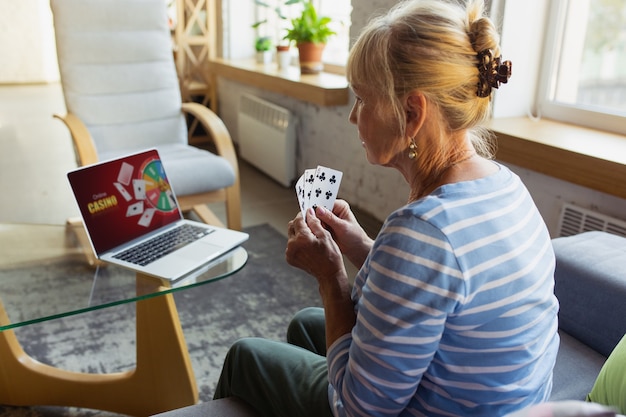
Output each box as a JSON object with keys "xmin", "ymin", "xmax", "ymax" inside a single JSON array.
[{"xmin": 113, "ymin": 224, "xmax": 215, "ymax": 266}]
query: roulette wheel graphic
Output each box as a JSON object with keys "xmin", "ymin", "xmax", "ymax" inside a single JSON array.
[{"xmin": 141, "ymin": 159, "xmax": 177, "ymax": 212}]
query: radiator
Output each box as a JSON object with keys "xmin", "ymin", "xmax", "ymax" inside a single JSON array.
[
  {"xmin": 557, "ymin": 202, "xmax": 626, "ymax": 237},
  {"xmin": 237, "ymin": 94, "xmax": 297, "ymax": 187}
]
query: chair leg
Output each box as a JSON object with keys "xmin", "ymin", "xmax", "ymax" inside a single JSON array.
[
  {"xmin": 225, "ymin": 183, "xmax": 242, "ymax": 231},
  {"xmin": 191, "ymin": 204, "xmax": 225, "ymax": 228}
]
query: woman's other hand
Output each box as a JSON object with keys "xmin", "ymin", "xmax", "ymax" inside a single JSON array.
[
  {"xmin": 315, "ymin": 200, "xmax": 374, "ymax": 270},
  {"xmin": 286, "ymin": 209, "xmax": 346, "ymax": 282}
]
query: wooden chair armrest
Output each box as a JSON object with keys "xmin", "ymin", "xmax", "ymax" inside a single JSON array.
[
  {"xmin": 181, "ymin": 102, "xmax": 238, "ymax": 173},
  {"xmin": 53, "ymin": 113, "xmax": 99, "ymax": 166}
]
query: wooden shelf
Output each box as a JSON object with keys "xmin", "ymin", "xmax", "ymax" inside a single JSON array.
[
  {"xmin": 209, "ymin": 58, "xmax": 349, "ymax": 106},
  {"xmin": 488, "ymin": 117, "xmax": 626, "ymax": 199}
]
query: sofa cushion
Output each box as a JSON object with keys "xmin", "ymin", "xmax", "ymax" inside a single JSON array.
[
  {"xmin": 504, "ymin": 401, "xmax": 617, "ymax": 417},
  {"xmin": 552, "ymin": 232, "xmax": 626, "ymax": 357},
  {"xmin": 587, "ymin": 333, "xmax": 626, "ymax": 414},
  {"xmin": 551, "ymin": 330, "xmax": 607, "ymax": 401}
]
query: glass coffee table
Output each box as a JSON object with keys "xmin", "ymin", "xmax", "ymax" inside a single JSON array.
[{"xmin": 0, "ymin": 222, "xmax": 247, "ymax": 416}]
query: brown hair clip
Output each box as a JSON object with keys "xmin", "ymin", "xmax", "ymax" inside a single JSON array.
[{"xmin": 476, "ymin": 49, "xmax": 512, "ymax": 98}]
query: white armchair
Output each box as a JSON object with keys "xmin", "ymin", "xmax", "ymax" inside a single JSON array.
[{"xmin": 50, "ymin": 0, "xmax": 241, "ymax": 235}]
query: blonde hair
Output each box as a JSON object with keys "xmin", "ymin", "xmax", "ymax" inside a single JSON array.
[{"xmin": 347, "ymin": 0, "xmax": 502, "ymax": 165}]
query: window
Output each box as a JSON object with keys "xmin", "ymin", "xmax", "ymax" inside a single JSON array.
[
  {"xmin": 316, "ymin": 0, "xmax": 352, "ymax": 66},
  {"xmin": 252, "ymin": 0, "xmax": 351, "ymax": 67},
  {"xmin": 538, "ymin": 0, "xmax": 626, "ymax": 135}
]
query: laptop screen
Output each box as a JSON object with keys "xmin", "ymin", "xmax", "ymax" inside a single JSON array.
[{"xmin": 67, "ymin": 149, "xmax": 183, "ymax": 255}]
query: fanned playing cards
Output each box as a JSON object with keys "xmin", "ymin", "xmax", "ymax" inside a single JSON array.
[{"xmin": 295, "ymin": 165, "xmax": 343, "ymax": 219}]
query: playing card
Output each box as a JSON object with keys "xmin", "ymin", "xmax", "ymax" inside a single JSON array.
[
  {"xmin": 308, "ymin": 166, "xmax": 343, "ymax": 212},
  {"xmin": 295, "ymin": 173, "xmax": 306, "ymax": 218},
  {"xmin": 138, "ymin": 207, "xmax": 155, "ymax": 227},
  {"xmin": 303, "ymin": 168, "xmax": 316, "ymax": 212},
  {"xmin": 133, "ymin": 179, "xmax": 146, "ymax": 200},
  {"xmin": 113, "ymin": 182, "xmax": 132, "ymax": 201},
  {"xmin": 117, "ymin": 162, "xmax": 134, "ymax": 186},
  {"xmin": 126, "ymin": 201, "xmax": 144, "ymax": 217}
]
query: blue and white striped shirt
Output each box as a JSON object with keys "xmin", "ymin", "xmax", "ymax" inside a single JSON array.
[{"xmin": 327, "ymin": 164, "xmax": 560, "ymax": 417}]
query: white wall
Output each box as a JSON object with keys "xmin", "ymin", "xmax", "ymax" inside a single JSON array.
[
  {"xmin": 0, "ymin": 0, "xmax": 59, "ymax": 83},
  {"xmin": 491, "ymin": 0, "xmax": 547, "ymax": 118},
  {"xmin": 501, "ymin": 163, "xmax": 626, "ymax": 237}
]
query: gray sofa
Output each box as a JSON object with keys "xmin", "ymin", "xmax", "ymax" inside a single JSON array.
[
  {"xmin": 550, "ymin": 231, "xmax": 626, "ymax": 401},
  {"xmin": 155, "ymin": 231, "xmax": 626, "ymax": 417}
]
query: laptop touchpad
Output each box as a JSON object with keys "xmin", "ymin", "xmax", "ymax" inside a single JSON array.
[{"xmin": 177, "ymin": 242, "xmax": 222, "ymax": 261}]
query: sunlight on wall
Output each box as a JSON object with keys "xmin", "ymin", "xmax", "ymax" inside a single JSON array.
[{"xmin": 0, "ymin": 0, "xmax": 59, "ymax": 83}]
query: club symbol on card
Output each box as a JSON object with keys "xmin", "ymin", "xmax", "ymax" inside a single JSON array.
[
  {"xmin": 318, "ymin": 172, "xmax": 326, "ymax": 181},
  {"xmin": 325, "ymin": 191, "xmax": 333, "ymax": 200},
  {"xmin": 314, "ymin": 188, "xmax": 322, "ymax": 197},
  {"xmin": 330, "ymin": 175, "xmax": 337, "ymax": 184}
]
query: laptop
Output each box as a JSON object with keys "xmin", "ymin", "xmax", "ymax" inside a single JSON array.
[{"xmin": 67, "ymin": 149, "xmax": 249, "ymax": 281}]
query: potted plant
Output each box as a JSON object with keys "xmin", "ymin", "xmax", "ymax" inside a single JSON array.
[
  {"xmin": 253, "ymin": 0, "xmax": 294, "ymax": 67},
  {"xmin": 255, "ymin": 35, "xmax": 274, "ymax": 64},
  {"xmin": 283, "ymin": 0, "xmax": 336, "ymax": 74}
]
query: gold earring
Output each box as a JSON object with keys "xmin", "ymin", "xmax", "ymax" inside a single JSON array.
[{"xmin": 408, "ymin": 140, "xmax": 417, "ymax": 160}]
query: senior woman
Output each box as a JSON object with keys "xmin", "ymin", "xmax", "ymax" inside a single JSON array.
[{"xmin": 213, "ymin": 0, "xmax": 560, "ymax": 416}]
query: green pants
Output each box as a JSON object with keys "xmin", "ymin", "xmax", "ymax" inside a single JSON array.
[{"xmin": 213, "ymin": 307, "xmax": 334, "ymax": 417}]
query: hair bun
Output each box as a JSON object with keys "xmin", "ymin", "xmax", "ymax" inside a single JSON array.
[{"xmin": 476, "ymin": 49, "xmax": 512, "ymax": 98}]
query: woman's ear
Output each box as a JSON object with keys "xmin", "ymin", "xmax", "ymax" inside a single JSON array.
[{"xmin": 405, "ymin": 92, "xmax": 426, "ymax": 138}]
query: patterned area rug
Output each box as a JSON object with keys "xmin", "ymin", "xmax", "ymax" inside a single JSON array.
[{"xmin": 0, "ymin": 224, "xmax": 322, "ymax": 417}]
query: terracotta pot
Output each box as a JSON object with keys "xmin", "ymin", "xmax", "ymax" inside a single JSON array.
[{"xmin": 296, "ymin": 42, "xmax": 325, "ymax": 74}]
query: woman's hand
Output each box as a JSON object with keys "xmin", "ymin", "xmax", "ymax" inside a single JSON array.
[
  {"xmin": 286, "ymin": 209, "xmax": 346, "ymax": 281},
  {"xmin": 315, "ymin": 200, "xmax": 374, "ymax": 270},
  {"xmin": 286, "ymin": 208, "xmax": 356, "ymax": 347}
]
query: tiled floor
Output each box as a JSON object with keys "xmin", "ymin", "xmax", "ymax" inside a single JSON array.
[{"xmin": 0, "ymin": 82, "xmax": 380, "ymax": 274}]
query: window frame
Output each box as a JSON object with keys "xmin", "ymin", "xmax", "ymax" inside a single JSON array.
[{"xmin": 535, "ymin": 0, "xmax": 626, "ymax": 136}]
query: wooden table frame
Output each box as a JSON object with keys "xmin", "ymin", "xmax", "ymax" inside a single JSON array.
[{"xmin": 0, "ymin": 276, "xmax": 198, "ymax": 416}]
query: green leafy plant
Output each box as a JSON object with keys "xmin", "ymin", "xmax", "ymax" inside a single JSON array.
[
  {"xmin": 255, "ymin": 36, "xmax": 273, "ymax": 52},
  {"xmin": 283, "ymin": 0, "xmax": 336, "ymax": 45}
]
